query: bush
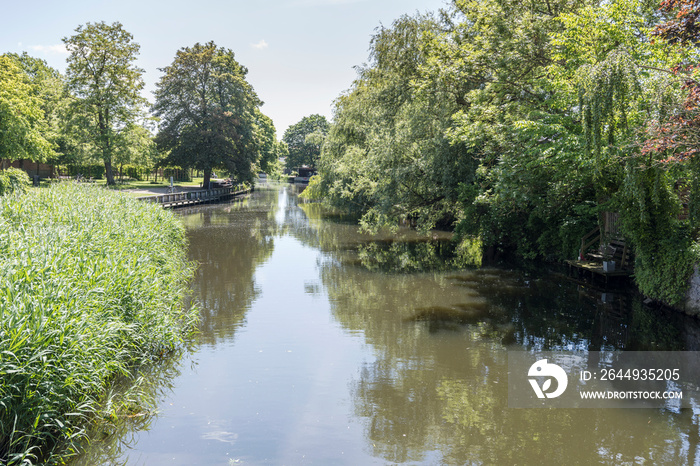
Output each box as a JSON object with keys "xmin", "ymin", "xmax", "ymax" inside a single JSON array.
[
  {"xmin": 121, "ymin": 164, "xmax": 146, "ymax": 181},
  {"xmin": 617, "ymin": 165, "xmax": 698, "ymax": 307},
  {"xmin": 0, "ymin": 168, "xmax": 30, "ymax": 195},
  {"xmin": 0, "ymin": 184, "xmax": 198, "ymax": 464}
]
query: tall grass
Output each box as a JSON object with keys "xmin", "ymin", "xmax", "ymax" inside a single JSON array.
[{"xmin": 0, "ymin": 183, "xmax": 198, "ymax": 465}]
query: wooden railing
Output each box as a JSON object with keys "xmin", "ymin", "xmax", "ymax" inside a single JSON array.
[
  {"xmin": 579, "ymin": 226, "xmax": 601, "ymax": 260},
  {"xmin": 577, "ymin": 212, "xmax": 632, "ymax": 267},
  {"xmin": 137, "ymin": 187, "xmax": 249, "ymax": 208}
]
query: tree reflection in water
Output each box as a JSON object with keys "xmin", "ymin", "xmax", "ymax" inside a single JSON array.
[
  {"xmin": 71, "ymin": 188, "xmax": 282, "ymax": 464},
  {"xmin": 297, "ymin": 195, "xmax": 700, "ymax": 465},
  {"xmin": 72, "ymin": 185, "xmax": 700, "ymax": 465},
  {"xmin": 181, "ymin": 190, "xmax": 280, "ymax": 346}
]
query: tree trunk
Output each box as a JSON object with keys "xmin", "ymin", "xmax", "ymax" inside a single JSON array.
[
  {"xmin": 97, "ymin": 105, "xmax": 116, "ymax": 185},
  {"xmin": 104, "ymin": 160, "xmax": 115, "ymax": 185},
  {"xmin": 203, "ymin": 167, "xmax": 212, "ymax": 189}
]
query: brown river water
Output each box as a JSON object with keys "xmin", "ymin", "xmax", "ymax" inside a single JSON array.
[{"xmin": 74, "ymin": 182, "xmax": 700, "ymax": 465}]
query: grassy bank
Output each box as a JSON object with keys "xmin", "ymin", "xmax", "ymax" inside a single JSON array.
[{"xmin": 0, "ymin": 183, "xmax": 198, "ymax": 465}]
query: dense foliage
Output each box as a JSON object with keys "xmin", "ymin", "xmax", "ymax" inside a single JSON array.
[
  {"xmin": 310, "ymin": 0, "xmax": 700, "ymax": 306},
  {"xmin": 0, "ymin": 56, "xmax": 53, "ymax": 164},
  {"xmin": 0, "ymin": 168, "xmax": 30, "ymax": 196},
  {"xmin": 2, "ymin": 26, "xmax": 283, "ymax": 183},
  {"xmin": 0, "ymin": 184, "xmax": 198, "ymax": 464},
  {"xmin": 63, "ymin": 21, "xmax": 146, "ymax": 185},
  {"xmin": 307, "ymin": 13, "xmax": 472, "ymax": 232},
  {"xmin": 282, "ymin": 114, "xmax": 329, "ymax": 170},
  {"xmin": 153, "ymin": 41, "xmax": 270, "ymax": 187},
  {"xmin": 254, "ymin": 109, "xmax": 288, "ymax": 177}
]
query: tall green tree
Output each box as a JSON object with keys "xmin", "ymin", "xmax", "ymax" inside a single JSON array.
[
  {"xmin": 308, "ymin": 0, "xmax": 700, "ymax": 305},
  {"xmin": 0, "ymin": 55, "xmax": 53, "ymax": 167},
  {"xmin": 7, "ymin": 53, "xmax": 75, "ymax": 170},
  {"xmin": 252, "ymin": 109, "xmax": 284, "ymax": 175},
  {"xmin": 63, "ymin": 21, "xmax": 146, "ymax": 185},
  {"xmin": 282, "ymin": 114, "xmax": 329, "ymax": 170},
  {"xmin": 313, "ymin": 13, "xmax": 470, "ymax": 231},
  {"xmin": 153, "ymin": 41, "xmax": 261, "ymax": 188},
  {"xmin": 113, "ymin": 121, "xmax": 157, "ymax": 181}
]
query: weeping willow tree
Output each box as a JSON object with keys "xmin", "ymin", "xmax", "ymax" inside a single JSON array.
[
  {"xmin": 578, "ymin": 51, "xmax": 640, "ymax": 172},
  {"xmin": 580, "ymin": 58, "xmax": 699, "ymax": 306},
  {"xmin": 553, "ymin": 0, "xmax": 700, "ymax": 306},
  {"xmin": 313, "ymin": 13, "xmax": 471, "ymax": 232},
  {"xmin": 314, "ymin": 0, "xmax": 700, "ymax": 305}
]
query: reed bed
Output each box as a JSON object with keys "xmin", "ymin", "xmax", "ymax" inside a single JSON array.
[{"xmin": 0, "ymin": 183, "xmax": 198, "ymax": 465}]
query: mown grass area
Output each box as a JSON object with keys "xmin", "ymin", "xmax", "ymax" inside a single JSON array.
[
  {"xmin": 97, "ymin": 178, "xmax": 207, "ymax": 190},
  {"xmin": 34, "ymin": 178, "xmax": 208, "ymax": 191},
  {"xmin": 0, "ymin": 183, "xmax": 198, "ymax": 465}
]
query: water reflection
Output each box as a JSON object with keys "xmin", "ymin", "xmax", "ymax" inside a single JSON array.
[
  {"xmin": 293, "ymin": 189, "xmax": 700, "ymax": 464},
  {"xmin": 72, "ymin": 183, "xmax": 700, "ymax": 465},
  {"xmin": 181, "ymin": 189, "xmax": 280, "ymax": 345},
  {"xmin": 318, "ymin": 263, "xmax": 700, "ymax": 463},
  {"xmin": 296, "ymin": 193, "xmax": 693, "ymax": 350}
]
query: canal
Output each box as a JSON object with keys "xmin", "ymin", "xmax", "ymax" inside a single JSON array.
[{"xmin": 76, "ymin": 182, "xmax": 700, "ymax": 465}]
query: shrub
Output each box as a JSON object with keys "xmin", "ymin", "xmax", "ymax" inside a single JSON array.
[
  {"xmin": 0, "ymin": 168, "xmax": 30, "ymax": 195},
  {"xmin": 617, "ymin": 165, "xmax": 699, "ymax": 306},
  {"xmin": 0, "ymin": 183, "xmax": 198, "ymax": 464}
]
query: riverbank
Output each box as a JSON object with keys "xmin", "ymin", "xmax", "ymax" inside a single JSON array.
[
  {"xmin": 0, "ymin": 184, "xmax": 198, "ymax": 465},
  {"xmin": 70, "ymin": 183, "xmax": 700, "ymax": 465}
]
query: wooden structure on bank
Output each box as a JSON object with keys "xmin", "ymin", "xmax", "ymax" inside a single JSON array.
[
  {"xmin": 566, "ymin": 212, "xmax": 633, "ymax": 284},
  {"xmin": 138, "ymin": 187, "xmax": 250, "ymax": 209}
]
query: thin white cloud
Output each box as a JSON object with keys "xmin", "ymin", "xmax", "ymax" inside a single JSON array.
[
  {"xmin": 27, "ymin": 44, "xmax": 68, "ymax": 55},
  {"xmin": 251, "ymin": 39, "xmax": 269, "ymax": 50}
]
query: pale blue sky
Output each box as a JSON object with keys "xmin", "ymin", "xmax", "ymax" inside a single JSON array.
[{"xmin": 1, "ymin": 0, "xmax": 448, "ymax": 137}]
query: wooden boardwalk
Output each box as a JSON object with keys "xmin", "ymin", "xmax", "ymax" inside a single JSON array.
[
  {"xmin": 565, "ymin": 259, "xmax": 632, "ymax": 285},
  {"xmin": 137, "ymin": 187, "xmax": 250, "ymax": 209}
]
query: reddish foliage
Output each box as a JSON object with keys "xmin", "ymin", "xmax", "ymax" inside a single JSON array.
[
  {"xmin": 643, "ymin": 1, "xmax": 700, "ymax": 161},
  {"xmin": 654, "ymin": 0, "xmax": 700, "ymax": 46}
]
